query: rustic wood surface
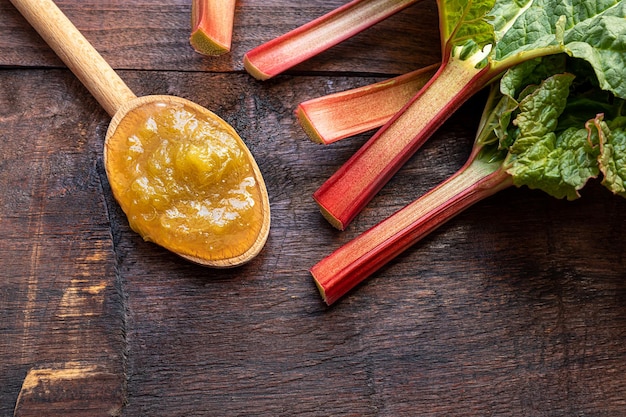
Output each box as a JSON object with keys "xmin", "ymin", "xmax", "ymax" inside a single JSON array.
[{"xmin": 1, "ymin": 0, "xmax": 625, "ymax": 416}]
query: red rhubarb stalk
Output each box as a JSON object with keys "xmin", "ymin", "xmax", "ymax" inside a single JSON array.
[
  {"xmin": 311, "ymin": 53, "xmax": 626, "ymax": 305},
  {"xmin": 243, "ymin": 0, "xmax": 421, "ymax": 81},
  {"xmin": 190, "ymin": 0, "xmax": 236, "ymax": 56},
  {"xmin": 311, "ymin": 155, "xmax": 513, "ymax": 305},
  {"xmin": 314, "ymin": 58, "xmax": 494, "ymax": 230},
  {"xmin": 297, "ymin": 64, "xmax": 439, "ymax": 144},
  {"xmin": 311, "ymin": 0, "xmax": 590, "ymax": 230},
  {"xmin": 309, "ymin": 1, "xmax": 626, "ymax": 304}
]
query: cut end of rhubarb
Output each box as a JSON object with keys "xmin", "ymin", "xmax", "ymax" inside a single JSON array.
[
  {"xmin": 316, "ymin": 199, "xmax": 346, "ymax": 231},
  {"xmin": 243, "ymin": 54, "xmax": 272, "ymax": 81},
  {"xmin": 190, "ymin": 30, "xmax": 230, "ymax": 56},
  {"xmin": 295, "ymin": 105, "xmax": 326, "ymax": 144},
  {"xmin": 311, "ymin": 272, "xmax": 330, "ymax": 305}
]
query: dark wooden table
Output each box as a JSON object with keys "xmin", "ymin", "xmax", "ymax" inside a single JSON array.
[{"xmin": 1, "ymin": 1, "xmax": 626, "ymax": 415}]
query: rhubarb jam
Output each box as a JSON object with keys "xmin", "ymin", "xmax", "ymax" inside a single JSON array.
[{"xmin": 105, "ymin": 101, "xmax": 264, "ymax": 262}]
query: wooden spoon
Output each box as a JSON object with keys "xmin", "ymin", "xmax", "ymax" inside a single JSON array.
[{"xmin": 10, "ymin": 0, "xmax": 271, "ymax": 267}]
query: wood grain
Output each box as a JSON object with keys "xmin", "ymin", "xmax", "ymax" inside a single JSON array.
[
  {"xmin": 8, "ymin": 0, "xmax": 137, "ymax": 116},
  {"xmin": 0, "ymin": 69, "xmax": 125, "ymax": 415},
  {"xmin": 1, "ymin": 1, "xmax": 626, "ymax": 416},
  {"xmin": 0, "ymin": 0, "xmax": 441, "ymax": 74}
]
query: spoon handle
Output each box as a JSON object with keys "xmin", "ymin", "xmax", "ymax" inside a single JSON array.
[{"xmin": 10, "ymin": 0, "xmax": 137, "ymax": 116}]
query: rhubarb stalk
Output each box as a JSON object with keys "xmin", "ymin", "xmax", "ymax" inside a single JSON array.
[
  {"xmin": 190, "ymin": 0, "xmax": 236, "ymax": 56},
  {"xmin": 314, "ymin": 57, "xmax": 494, "ymax": 230},
  {"xmin": 312, "ymin": 157, "xmax": 512, "ymax": 305},
  {"xmin": 311, "ymin": 54, "xmax": 626, "ymax": 305},
  {"xmin": 243, "ymin": 0, "xmax": 421, "ymax": 81},
  {"xmin": 313, "ymin": 0, "xmax": 625, "ymax": 230},
  {"xmin": 297, "ymin": 64, "xmax": 439, "ymax": 144}
]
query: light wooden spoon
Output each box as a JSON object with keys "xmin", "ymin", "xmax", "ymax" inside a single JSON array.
[{"xmin": 10, "ymin": 0, "xmax": 271, "ymax": 267}]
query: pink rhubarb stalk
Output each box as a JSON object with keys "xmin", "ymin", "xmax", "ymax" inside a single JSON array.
[
  {"xmin": 190, "ymin": 0, "xmax": 236, "ymax": 56},
  {"xmin": 243, "ymin": 0, "xmax": 421, "ymax": 81},
  {"xmin": 297, "ymin": 64, "xmax": 439, "ymax": 144},
  {"xmin": 314, "ymin": 57, "xmax": 496, "ymax": 230},
  {"xmin": 311, "ymin": 154, "xmax": 513, "ymax": 305}
]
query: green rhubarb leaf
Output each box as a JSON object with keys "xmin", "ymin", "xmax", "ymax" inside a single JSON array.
[
  {"xmin": 490, "ymin": 0, "xmax": 566, "ymax": 60},
  {"xmin": 500, "ymin": 55, "xmax": 567, "ymax": 98},
  {"xmin": 439, "ymin": 0, "xmax": 625, "ymax": 98},
  {"xmin": 564, "ymin": 13, "xmax": 626, "ymax": 100},
  {"xmin": 559, "ymin": 92, "xmax": 621, "ymax": 132},
  {"xmin": 475, "ymin": 55, "xmax": 569, "ymax": 151},
  {"xmin": 508, "ymin": 127, "xmax": 600, "ymax": 200},
  {"xmin": 480, "ymin": 54, "xmax": 626, "ymax": 201},
  {"xmin": 595, "ymin": 115, "xmax": 626, "ymax": 196},
  {"xmin": 504, "ymin": 72, "xmax": 603, "ymax": 199},
  {"xmin": 512, "ymin": 73, "xmax": 574, "ymax": 138},
  {"xmin": 554, "ymin": 57, "xmax": 623, "ymax": 129},
  {"xmin": 491, "ymin": 0, "xmax": 623, "ymax": 57},
  {"xmin": 494, "ymin": 0, "xmax": 625, "ymax": 98},
  {"xmin": 439, "ymin": 0, "xmax": 496, "ymax": 64}
]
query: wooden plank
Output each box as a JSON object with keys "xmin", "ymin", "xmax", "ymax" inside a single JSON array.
[
  {"xmin": 0, "ymin": 0, "xmax": 441, "ymax": 75},
  {"xmin": 1, "ymin": 0, "xmax": 626, "ymax": 415},
  {"xmin": 0, "ymin": 69, "xmax": 125, "ymax": 416}
]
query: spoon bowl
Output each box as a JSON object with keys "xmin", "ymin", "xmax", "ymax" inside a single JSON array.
[
  {"xmin": 10, "ymin": 0, "xmax": 270, "ymax": 267},
  {"xmin": 106, "ymin": 95, "xmax": 271, "ymax": 267}
]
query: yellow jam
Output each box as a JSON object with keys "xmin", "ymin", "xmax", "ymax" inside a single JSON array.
[{"xmin": 105, "ymin": 101, "xmax": 264, "ymax": 262}]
